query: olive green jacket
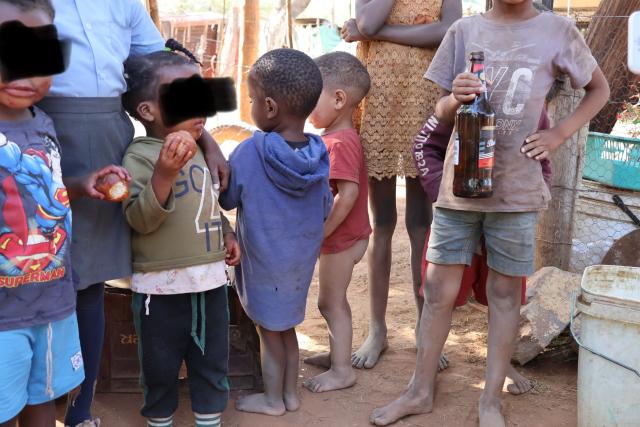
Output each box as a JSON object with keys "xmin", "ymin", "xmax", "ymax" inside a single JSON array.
[{"xmin": 123, "ymin": 136, "xmax": 232, "ymax": 272}]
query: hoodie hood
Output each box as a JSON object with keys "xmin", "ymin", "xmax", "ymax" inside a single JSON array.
[{"xmin": 254, "ymin": 131, "xmax": 329, "ymax": 197}]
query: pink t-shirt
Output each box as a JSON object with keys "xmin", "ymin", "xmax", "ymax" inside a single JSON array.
[
  {"xmin": 425, "ymin": 12, "xmax": 597, "ymax": 212},
  {"xmin": 321, "ymin": 129, "xmax": 372, "ymax": 254}
]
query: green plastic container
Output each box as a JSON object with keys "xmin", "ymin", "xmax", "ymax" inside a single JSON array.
[{"xmin": 583, "ymin": 132, "xmax": 640, "ymax": 191}]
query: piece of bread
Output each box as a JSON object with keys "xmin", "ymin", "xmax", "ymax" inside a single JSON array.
[{"xmin": 96, "ymin": 173, "xmax": 129, "ymax": 202}]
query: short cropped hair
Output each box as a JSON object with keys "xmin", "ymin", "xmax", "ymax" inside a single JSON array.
[
  {"xmin": 0, "ymin": 0, "xmax": 54, "ymax": 19},
  {"xmin": 251, "ymin": 48, "xmax": 323, "ymax": 118},
  {"xmin": 315, "ymin": 52, "xmax": 371, "ymax": 103}
]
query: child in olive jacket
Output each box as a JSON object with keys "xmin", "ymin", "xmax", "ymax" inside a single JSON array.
[{"xmin": 121, "ymin": 49, "xmax": 240, "ymax": 427}]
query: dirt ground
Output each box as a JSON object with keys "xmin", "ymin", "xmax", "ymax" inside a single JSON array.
[{"xmin": 56, "ymin": 192, "xmax": 578, "ymax": 427}]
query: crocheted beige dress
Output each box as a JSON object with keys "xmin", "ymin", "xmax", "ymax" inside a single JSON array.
[{"xmin": 355, "ymin": 0, "xmax": 443, "ymax": 180}]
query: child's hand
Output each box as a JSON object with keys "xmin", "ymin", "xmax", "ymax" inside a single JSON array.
[
  {"xmin": 156, "ymin": 131, "xmax": 197, "ymax": 177},
  {"xmin": 452, "ymin": 72, "xmax": 482, "ymax": 104},
  {"xmin": 223, "ymin": 232, "xmax": 241, "ymax": 266},
  {"xmin": 521, "ymin": 127, "xmax": 565, "ymax": 161},
  {"xmin": 341, "ymin": 19, "xmax": 366, "ymax": 42},
  {"xmin": 84, "ymin": 165, "xmax": 131, "ymax": 200}
]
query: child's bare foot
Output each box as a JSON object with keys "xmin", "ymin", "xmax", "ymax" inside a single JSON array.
[
  {"xmin": 352, "ymin": 331, "xmax": 388, "ymax": 369},
  {"xmin": 236, "ymin": 393, "xmax": 286, "ymax": 416},
  {"xmin": 303, "ymin": 367, "xmax": 356, "ymax": 393},
  {"xmin": 283, "ymin": 391, "xmax": 300, "ymax": 412},
  {"xmin": 303, "ymin": 352, "xmax": 331, "ymax": 369},
  {"xmin": 479, "ymin": 397, "xmax": 506, "ymax": 427},
  {"xmin": 370, "ymin": 391, "xmax": 433, "ymax": 426},
  {"xmin": 506, "ymin": 365, "xmax": 534, "ymax": 395}
]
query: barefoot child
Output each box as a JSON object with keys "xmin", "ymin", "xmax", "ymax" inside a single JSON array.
[
  {"xmin": 0, "ymin": 1, "xmax": 129, "ymax": 425},
  {"xmin": 121, "ymin": 48, "xmax": 240, "ymax": 427},
  {"xmin": 303, "ymin": 52, "xmax": 372, "ymax": 393},
  {"xmin": 413, "ymin": 107, "xmax": 552, "ymax": 391},
  {"xmin": 370, "ymin": 1, "xmax": 609, "ymax": 425},
  {"xmin": 219, "ymin": 49, "xmax": 331, "ymax": 416}
]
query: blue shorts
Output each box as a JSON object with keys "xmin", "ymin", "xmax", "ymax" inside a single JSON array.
[
  {"xmin": 0, "ymin": 313, "xmax": 85, "ymax": 423},
  {"xmin": 426, "ymin": 208, "xmax": 537, "ymax": 277}
]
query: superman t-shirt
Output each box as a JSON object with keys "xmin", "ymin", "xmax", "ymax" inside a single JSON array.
[{"xmin": 0, "ymin": 107, "xmax": 75, "ymax": 331}]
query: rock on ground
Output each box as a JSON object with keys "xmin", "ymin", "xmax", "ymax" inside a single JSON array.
[{"xmin": 513, "ymin": 267, "xmax": 582, "ymax": 365}]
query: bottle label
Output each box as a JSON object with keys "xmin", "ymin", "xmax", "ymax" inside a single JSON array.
[
  {"xmin": 453, "ymin": 133, "xmax": 460, "ymax": 166},
  {"xmin": 478, "ymin": 126, "xmax": 495, "ymax": 168}
]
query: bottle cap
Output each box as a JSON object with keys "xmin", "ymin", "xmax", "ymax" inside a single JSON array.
[{"xmin": 470, "ymin": 51, "xmax": 484, "ymax": 61}]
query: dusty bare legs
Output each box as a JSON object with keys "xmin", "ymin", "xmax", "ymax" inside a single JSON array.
[
  {"xmin": 370, "ymin": 265, "xmax": 523, "ymax": 426},
  {"xmin": 404, "ymin": 177, "xmax": 431, "ymax": 318},
  {"xmin": 236, "ymin": 326, "xmax": 300, "ymax": 416},
  {"xmin": 304, "ymin": 239, "xmax": 368, "ymax": 392},
  {"xmin": 479, "ymin": 270, "xmax": 522, "ymax": 427},
  {"xmin": 352, "ymin": 178, "xmax": 395, "ymax": 369},
  {"xmin": 404, "ymin": 178, "xmax": 449, "ymax": 371},
  {"xmin": 352, "ymin": 177, "xmax": 431, "ymax": 369},
  {"xmin": 370, "ymin": 263, "xmax": 464, "ymax": 425}
]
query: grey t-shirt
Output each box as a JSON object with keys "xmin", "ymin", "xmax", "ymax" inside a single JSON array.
[
  {"xmin": 0, "ymin": 107, "xmax": 75, "ymax": 330},
  {"xmin": 425, "ymin": 12, "xmax": 597, "ymax": 212}
]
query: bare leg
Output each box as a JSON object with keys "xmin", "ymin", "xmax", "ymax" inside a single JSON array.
[
  {"xmin": 18, "ymin": 401, "xmax": 56, "ymax": 427},
  {"xmin": 282, "ymin": 328, "xmax": 301, "ymax": 411},
  {"xmin": 370, "ymin": 263, "xmax": 464, "ymax": 426},
  {"xmin": 0, "ymin": 418, "xmax": 16, "ymax": 427},
  {"xmin": 236, "ymin": 326, "xmax": 286, "ymax": 416},
  {"xmin": 405, "ymin": 177, "xmax": 431, "ymax": 319},
  {"xmin": 352, "ymin": 178, "xmax": 395, "ymax": 369},
  {"xmin": 484, "ymin": 310, "xmax": 533, "ymax": 396},
  {"xmin": 405, "ymin": 178, "xmax": 449, "ymax": 370},
  {"xmin": 479, "ymin": 270, "xmax": 522, "ymax": 427},
  {"xmin": 304, "ymin": 240, "xmax": 367, "ymax": 392}
]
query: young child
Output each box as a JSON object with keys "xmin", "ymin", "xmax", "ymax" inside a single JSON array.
[
  {"xmin": 302, "ymin": 52, "xmax": 372, "ymax": 393},
  {"xmin": 370, "ymin": 1, "xmax": 609, "ymax": 426},
  {"xmin": 219, "ymin": 48, "xmax": 331, "ymax": 416},
  {"xmin": 121, "ymin": 47, "xmax": 240, "ymax": 427},
  {"xmin": 0, "ymin": 1, "xmax": 129, "ymax": 426}
]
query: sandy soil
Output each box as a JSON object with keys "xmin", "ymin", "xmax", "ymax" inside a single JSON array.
[{"xmin": 57, "ymin": 194, "xmax": 578, "ymax": 427}]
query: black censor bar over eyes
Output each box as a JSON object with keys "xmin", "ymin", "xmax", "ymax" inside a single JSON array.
[
  {"xmin": 0, "ymin": 21, "xmax": 70, "ymax": 82},
  {"xmin": 159, "ymin": 76, "xmax": 237, "ymax": 126}
]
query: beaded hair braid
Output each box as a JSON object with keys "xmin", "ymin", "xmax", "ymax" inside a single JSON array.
[{"xmin": 122, "ymin": 39, "xmax": 201, "ymax": 119}]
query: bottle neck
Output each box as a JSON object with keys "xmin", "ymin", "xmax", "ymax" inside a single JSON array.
[{"xmin": 470, "ymin": 61, "xmax": 488, "ymax": 101}]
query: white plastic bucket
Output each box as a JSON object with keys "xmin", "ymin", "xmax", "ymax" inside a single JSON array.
[{"xmin": 573, "ymin": 265, "xmax": 640, "ymax": 427}]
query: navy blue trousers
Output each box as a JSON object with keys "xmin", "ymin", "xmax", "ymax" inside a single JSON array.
[{"xmin": 132, "ymin": 287, "xmax": 230, "ymax": 418}]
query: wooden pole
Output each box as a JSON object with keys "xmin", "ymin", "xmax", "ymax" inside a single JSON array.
[
  {"xmin": 535, "ymin": 78, "xmax": 588, "ymax": 271},
  {"xmin": 286, "ymin": 0, "xmax": 294, "ymax": 48},
  {"xmin": 585, "ymin": 0, "xmax": 640, "ymax": 133},
  {"xmin": 240, "ymin": 0, "xmax": 260, "ymax": 124},
  {"xmin": 147, "ymin": 0, "xmax": 161, "ymax": 31}
]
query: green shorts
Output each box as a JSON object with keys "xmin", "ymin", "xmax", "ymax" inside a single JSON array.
[{"xmin": 426, "ymin": 208, "xmax": 537, "ymax": 277}]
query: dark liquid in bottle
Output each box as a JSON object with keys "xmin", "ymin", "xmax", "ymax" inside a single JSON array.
[{"xmin": 453, "ymin": 51, "xmax": 496, "ymax": 198}]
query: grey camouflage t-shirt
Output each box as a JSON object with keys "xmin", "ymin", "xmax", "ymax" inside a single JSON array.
[{"xmin": 425, "ymin": 12, "xmax": 597, "ymax": 212}]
